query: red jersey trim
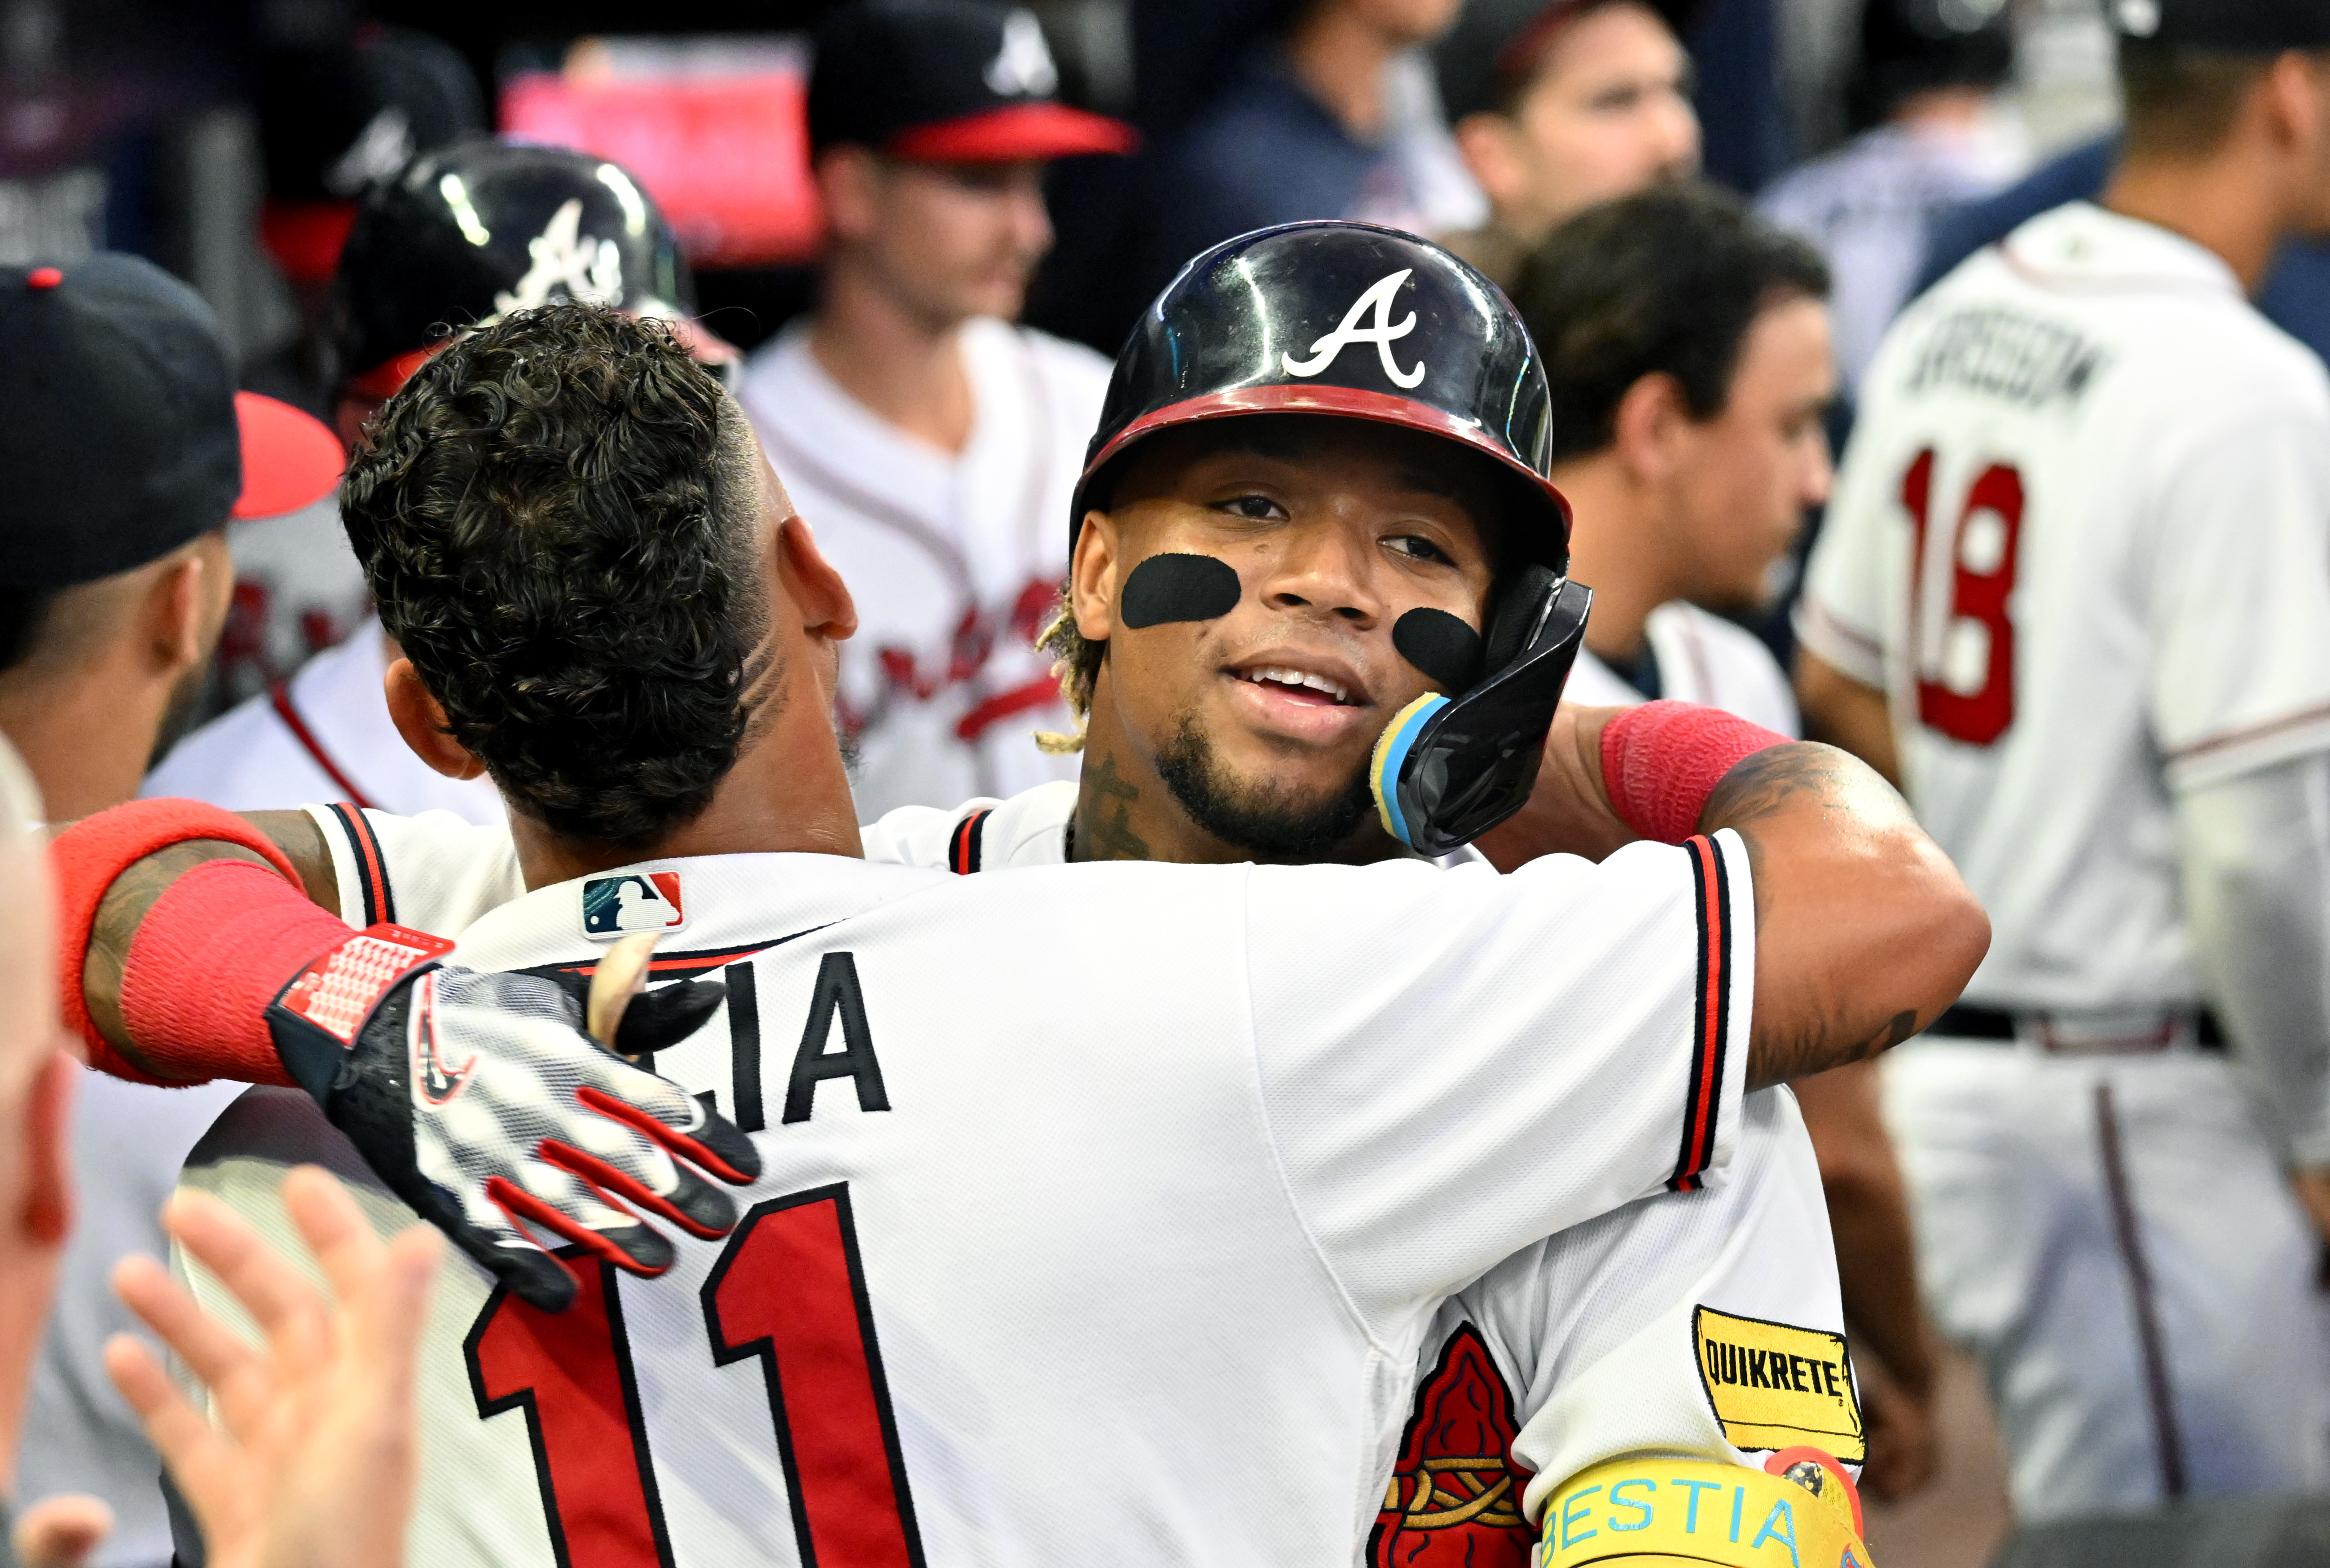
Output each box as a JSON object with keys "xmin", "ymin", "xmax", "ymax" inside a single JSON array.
[
  {"xmin": 325, "ymin": 802, "xmax": 395, "ymax": 929},
  {"xmin": 1671, "ymin": 834, "xmax": 1733, "ymax": 1192},
  {"xmin": 272, "ymin": 682, "xmax": 377, "ymax": 810},
  {"xmin": 948, "ymin": 810, "xmax": 994, "ymax": 875}
]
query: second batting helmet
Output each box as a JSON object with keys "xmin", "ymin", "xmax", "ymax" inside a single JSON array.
[
  {"xmin": 331, "ymin": 138, "xmax": 697, "ymax": 399},
  {"xmin": 1076, "ymin": 222, "xmax": 1592, "ymax": 857}
]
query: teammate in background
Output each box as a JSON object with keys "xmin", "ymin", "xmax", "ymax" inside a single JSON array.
[
  {"xmin": 755, "ymin": 0, "xmax": 1133, "ymax": 817},
  {"xmin": 1796, "ymin": 0, "xmax": 2330, "ymax": 1520},
  {"xmin": 1131, "ymin": 0, "xmax": 1466, "ymax": 307},
  {"xmin": 0, "ymin": 256, "xmax": 343, "ymax": 1568},
  {"xmin": 1433, "ymin": 0, "xmax": 1700, "ymax": 288},
  {"xmin": 1514, "ymin": 180, "xmax": 1939, "ymax": 1500},
  {"xmin": 1758, "ymin": 0, "xmax": 2026, "ymax": 402},
  {"xmin": 56, "ymin": 299, "xmax": 1982, "ymax": 1564},
  {"xmin": 147, "ymin": 140, "xmax": 730, "ymax": 825},
  {"xmin": 218, "ymin": 27, "xmax": 488, "ymax": 721},
  {"xmin": 215, "ymin": 226, "xmax": 1886, "ymax": 1562}
]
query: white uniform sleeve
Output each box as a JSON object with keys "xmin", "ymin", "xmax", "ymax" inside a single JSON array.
[
  {"xmin": 299, "ymin": 804, "xmax": 526, "ymax": 936},
  {"xmin": 2177, "ymin": 752, "xmax": 2330, "ymax": 1167},
  {"xmin": 2149, "ymin": 408, "xmax": 2330, "ymax": 791},
  {"xmin": 856, "ymin": 798, "xmax": 1001, "ymax": 870},
  {"xmin": 1246, "ymin": 831, "xmax": 1756, "ymax": 1326},
  {"xmin": 1794, "ymin": 432, "xmax": 1898, "ymax": 690},
  {"xmin": 1464, "ymin": 1091, "xmax": 1855, "ymax": 1519}
]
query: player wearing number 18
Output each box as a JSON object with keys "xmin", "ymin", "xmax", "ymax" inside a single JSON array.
[{"xmin": 1795, "ymin": 0, "xmax": 2330, "ymax": 1524}]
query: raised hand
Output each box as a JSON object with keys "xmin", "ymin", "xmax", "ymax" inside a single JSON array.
[{"xmin": 104, "ymin": 1168, "xmax": 440, "ymax": 1568}]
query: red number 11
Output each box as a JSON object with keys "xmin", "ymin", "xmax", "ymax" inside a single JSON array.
[{"xmin": 466, "ymin": 1185, "xmax": 924, "ymax": 1568}]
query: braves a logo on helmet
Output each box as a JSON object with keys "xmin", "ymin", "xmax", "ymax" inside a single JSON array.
[
  {"xmin": 1371, "ymin": 1324, "xmax": 1532, "ymax": 1567},
  {"xmin": 493, "ymin": 198, "xmax": 625, "ymax": 317},
  {"xmin": 1282, "ymin": 268, "xmax": 1426, "ymax": 390},
  {"xmin": 985, "ymin": 10, "xmax": 1059, "ymax": 97}
]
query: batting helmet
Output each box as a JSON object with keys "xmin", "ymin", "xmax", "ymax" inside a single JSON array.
[
  {"xmin": 1076, "ymin": 221, "xmax": 1591, "ymax": 858},
  {"xmin": 330, "ymin": 138, "xmax": 698, "ymax": 400}
]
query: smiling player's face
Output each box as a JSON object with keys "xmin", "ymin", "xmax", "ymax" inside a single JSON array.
[{"xmin": 1071, "ymin": 417, "xmax": 1506, "ymax": 860}]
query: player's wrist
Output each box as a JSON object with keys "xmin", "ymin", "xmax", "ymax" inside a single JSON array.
[{"xmin": 1598, "ymin": 701, "xmax": 1791, "ymax": 845}]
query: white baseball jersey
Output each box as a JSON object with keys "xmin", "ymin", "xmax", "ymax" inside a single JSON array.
[
  {"xmin": 207, "ymin": 492, "xmax": 374, "ymax": 712},
  {"xmin": 1797, "ymin": 201, "xmax": 2330, "ymax": 1012},
  {"xmin": 190, "ymin": 789, "xmax": 1848, "ymax": 1568},
  {"xmin": 739, "ymin": 317, "xmax": 1104, "ymax": 819},
  {"xmin": 177, "ymin": 831, "xmax": 1754, "ymax": 1568},
  {"xmin": 1561, "ymin": 602, "xmax": 1801, "ymax": 738},
  {"xmin": 145, "ymin": 620, "xmax": 504, "ymax": 824}
]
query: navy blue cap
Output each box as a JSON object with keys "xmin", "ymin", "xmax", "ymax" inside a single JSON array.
[
  {"xmin": 2109, "ymin": 0, "xmax": 2330, "ymax": 48},
  {"xmin": 0, "ymin": 255, "xmax": 342, "ymax": 588}
]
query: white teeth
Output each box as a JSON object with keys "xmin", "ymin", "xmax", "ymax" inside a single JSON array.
[{"xmin": 1243, "ymin": 666, "xmax": 1350, "ymax": 703}]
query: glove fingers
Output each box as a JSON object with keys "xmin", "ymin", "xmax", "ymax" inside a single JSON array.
[
  {"xmin": 538, "ymin": 1139, "xmax": 738, "ymax": 1239},
  {"xmin": 577, "ymin": 1083, "xmax": 763, "ymax": 1184},
  {"xmin": 484, "ymin": 1175, "xmax": 677, "ymax": 1278},
  {"xmin": 395, "ymin": 1176, "xmax": 580, "ymax": 1313}
]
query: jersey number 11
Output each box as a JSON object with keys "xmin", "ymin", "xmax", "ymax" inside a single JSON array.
[
  {"xmin": 1902, "ymin": 447, "xmax": 2026, "ymax": 746},
  {"xmin": 466, "ymin": 1184, "xmax": 925, "ymax": 1568}
]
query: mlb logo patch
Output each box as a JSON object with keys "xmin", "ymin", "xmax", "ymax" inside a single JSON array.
[{"xmin": 582, "ymin": 871, "xmax": 686, "ymax": 939}]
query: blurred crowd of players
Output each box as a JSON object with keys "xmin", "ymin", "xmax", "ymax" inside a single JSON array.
[{"xmin": 6, "ymin": 0, "xmax": 2330, "ymax": 1564}]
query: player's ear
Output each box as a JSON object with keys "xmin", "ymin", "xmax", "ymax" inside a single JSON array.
[
  {"xmin": 383, "ymin": 654, "xmax": 487, "ymax": 781},
  {"xmin": 1069, "ymin": 512, "xmax": 1121, "ymax": 642},
  {"xmin": 774, "ymin": 513, "xmax": 857, "ymax": 644},
  {"xmin": 1451, "ymin": 113, "xmax": 1527, "ymax": 214},
  {"xmin": 1611, "ymin": 370, "xmax": 1690, "ymax": 482}
]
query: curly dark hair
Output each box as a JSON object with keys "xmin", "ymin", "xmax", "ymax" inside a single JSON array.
[
  {"xmin": 341, "ymin": 303, "xmax": 768, "ymax": 850},
  {"xmin": 1515, "ymin": 182, "xmax": 1830, "ymax": 466}
]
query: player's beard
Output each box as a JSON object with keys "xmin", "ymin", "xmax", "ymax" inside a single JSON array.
[{"xmin": 1152, "ymin": 711, "xmax": 1375, "ymax": 861}]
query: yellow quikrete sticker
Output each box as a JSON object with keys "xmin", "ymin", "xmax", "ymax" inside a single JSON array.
[{"xmin": 1691, "ymin": 1307, "xmax": 1864, "ymax": 1463}]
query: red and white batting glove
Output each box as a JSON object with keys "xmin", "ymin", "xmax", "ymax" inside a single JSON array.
[{"xmin": 53, "ymin": 804, "xmax": 757, "ymax": 1313}]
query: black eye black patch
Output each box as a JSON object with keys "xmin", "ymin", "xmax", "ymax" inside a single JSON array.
[
  {"xmin": 1393, "ymin": 607, "xmax": 1484, "ymax": 692},
  {"xmin": 1120, "ymin": 552, "xmax": 1243, "ymax": 629}
]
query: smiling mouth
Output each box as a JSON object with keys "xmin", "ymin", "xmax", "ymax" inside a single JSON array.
[{"xmin": 1235, "ymin": 665, "xmax": 1359, "ymax": 706}]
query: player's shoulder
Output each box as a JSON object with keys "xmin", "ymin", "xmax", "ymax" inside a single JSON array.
[
  {"xmin": 859, "ymin": 781, "xmax": 1074, "ymax": 874},
  {"xmin": 964, "ymin": 317, "xmax": 1113, "ymax": 408}
]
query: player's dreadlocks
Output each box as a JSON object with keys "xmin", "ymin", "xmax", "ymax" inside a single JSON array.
[{"xmin": 342, "ymin": 303, "xmax": 768, "ymax": 849}]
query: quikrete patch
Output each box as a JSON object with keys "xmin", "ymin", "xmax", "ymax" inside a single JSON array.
[{"xmin": 1693, "ymin": 1307, "xmax": 1864, "ymax": 1462}]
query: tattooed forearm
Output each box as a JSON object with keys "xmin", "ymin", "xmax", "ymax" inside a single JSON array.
[
  {"xmin": 1748, "ymin": 1006, "xmax": 1924, "ymax": 1091},
  {"xmin": 80, "ymin": 811, "xmax": 333, "ymax": 1067},
  {"xmin": 1700, "ymin": 742, "xmax": 1863, "ymax": 830},
  {"xmin": 1075, "ymin": 753, "xmax": 1151, "ymax": 862}
]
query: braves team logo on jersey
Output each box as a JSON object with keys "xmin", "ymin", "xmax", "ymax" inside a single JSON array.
[
  {"xmin": 582, "ymin": 871, "xmax": 687, "ymax": 939},
  {"xmin": 1371, "ymin": 1324, "xmax": 1531, "ymax": 1567},
  {"xmin": 1282, "ymin": 269, "xmax": 1426, "ymax": 390}
]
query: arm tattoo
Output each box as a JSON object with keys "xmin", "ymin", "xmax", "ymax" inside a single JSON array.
[
  {"xmin": 1749, "ymin": 1007, "xmax": 1922, "ymax": 1092},
  {"xmin": 1700, "ymin": 742, "xmax": 1858, "ymax": 830},
  {"xmin": 81, "ymin": 811, "xmax": 336, "ymax": 1068},
  {"xmin": 1077, "ymin": 754, "xmax": 1151, "ymax": 862}
]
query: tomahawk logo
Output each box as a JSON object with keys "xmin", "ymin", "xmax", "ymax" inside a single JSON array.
[
  {"xmin": 492, "ymin": 198, "xmax": 625, "ymax": 317},
  {"xmin": 1281, "ymin": 268, "xmax": 1426, "ymax": 390},
  {"xmin": 985, "ymin": 10, "xmax": 1059, "ymax": 97}
]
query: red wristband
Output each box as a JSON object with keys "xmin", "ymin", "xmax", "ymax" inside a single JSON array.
[
  {"xmin": 119, "ymin": 859, "xmax": 358, "ymax": 1087},
  {"xmin": 50, "ymin": 800, "xmax": 305, "ymax": 1084},
  {"xmin": 1599, "ymin": 700, "xmax": 1789, "ymax": 845}
]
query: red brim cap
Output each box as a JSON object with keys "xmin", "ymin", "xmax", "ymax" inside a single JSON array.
[
  {"xmin": 231, "ymin": 391, "xmax": 344, "ymax": 519},
  {"xmin": 343, "ymin": 312, "xmax": 737, "ymax": 405},
  {"xmin": 887, "ymin": 101, "xmax": 1139, "ymax": 163}
]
